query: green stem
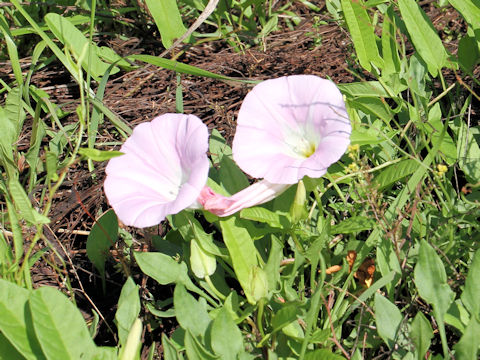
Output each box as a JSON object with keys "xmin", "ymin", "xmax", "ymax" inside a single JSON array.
[
  {"xmin": 299, "ymin": 253, "xmax": 326, "ymax": 359},
  {"xmin": 256, "ymin": 298, "xmax": 265, "ymax": 338},
  {"xmin": 204, "ymin": 275, "xmax": 226, "ymax": 301}
]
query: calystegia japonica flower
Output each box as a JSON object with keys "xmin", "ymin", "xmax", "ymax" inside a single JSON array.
[
  {"xmin": 104, "ymin": 113, "xmax": 209, "ymax": 228},
  {"xmin": 104, "ymin": 75, "xmax": 351, "ymax": 225},
  {"xmin": 200, "ymin": 75, "xmax": 351, "ymax": 216}
]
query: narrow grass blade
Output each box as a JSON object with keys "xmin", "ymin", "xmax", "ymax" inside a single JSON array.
[
  {"xmin": 128, "ymin": 54, "xmax": 256, "ymax": 83},
  {"xmin": 340, "ymin": 0, "xmax": 383, "ymax": 72},
  {"xmin": 10, "ymin": 0, "xmax": 81, "ymax": 84}
]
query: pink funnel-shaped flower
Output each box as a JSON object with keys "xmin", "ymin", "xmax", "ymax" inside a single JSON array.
[
  {"xmin": 233, "ymin": 75, "xmax": 351, "ymax": 184},
  {"xmin": 104, "ymin": 114, "xmax": 209, "ymax": 228},
  {"xmin": 198, "ymin": 181, "xmax": 290, "ymax": 217}
]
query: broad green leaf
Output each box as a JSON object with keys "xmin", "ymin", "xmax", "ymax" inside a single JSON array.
[
  {"xmin": 331, "ymin": 216, "xmax": 375, "ymax": 234},
  {"xmin": 45, "ymin": 151, "xmax": 59, "ymax": 182},
  {"xmin": 0, "ymin": 280, "xmax": 44, "ymax": 360},
  {"xmin": 410, "ymin": 312, "xmax": 433, "ymax": 360},
  {"xmin": 29, "ymin": 286, "xmax": 96, "ymax": 359},
  {"xmin": 219, "ymin": 217, "xmax": 259, "ymax": 304},
  {"xmin": 374, "ymin": 292, "xmax": 403, "ymax": 349},
  {"xmin": 264, "ymin": 236, "xmax": 283, "ymax": 294},
  {"xmin": 397, "ymin": 0, "xmax": 448, "ymax": 76},
  {"xmin": 143, "ymin": 0, "xmax": 187, "ymax": 48},
  {"xmin": 453, "ymin": 316, "xmax": 480, "ymax": 360},
  {"xmin": 271, "ymin": 305, "xmax": 299, "ymax": 332},
  {"xmin": 44, "ymin": 13, "xmax": 118, "ymax": 79},
  {"xmin": 0, "ymin": 332, "xmax": 24, "ymax": 360},
  {"xmin": 380, "ymin": 6, "xmax": 401, "ymax": 75},
  {"xmin": 453, "ymin": 114, "xmax": 480, "ymax": 182},
  {"xmin": 304, "ymin": 349, "xmax": 346, "ymax": 360},
  {"xmin": 414, "ymin": 240, "xmax": 455, "ymax": 356},
  {"xmin": 173, "ymin": 284, "xmax": 211, "ymax": 338},
  {"xmin": 209, "ymin": 128, "xmax": 232, "ymax": 164},
  {"xmin": 184, "ymin": 330, "xmax": 218, "ymax": 360},
  {"xmin": 240, "ymin": 207, "xmax": 291, "ymax": 229},
  {"xmin": 162, "ymin": 333, "xmax": 181, "ymax": 360},
  {"xmin": 427, "ymin": 103, "xmax": 457, "ymax": 165},
  {"xmin": 78, "ymin": 148, "xmax": 124, "ymax": 162},
  {"xmin": 248, "ymin": 266, "xmax": 269, "ymax": 303},
  {"xmin": 448, "ymin": 0, "xmax": 480, "ymax": 30},
  {"xmin": 354, "ymin": 97, "xmax": 393, "ymax": 122},
  {"xmin": 190, "ymin": 239, "xmax": 216, "ymax": 279},
  {"xmin": 339, "ymin": 81, "xmax": 406, "ymax": 98},
  {"xmin": 376, "ymin": 238, "xmax": 401, "ymax": 296},
  {"xmin": 210, "ymin": 307, "xmax": 243, "ymax": 360},
  {"xmin": 373, "ymin": 159, "xmax": 418, "ymax": 190},
  {"xmin": 86, "ymin": 210, "xmax": 118, "ymax": 289},
  {"xmin": 458, "ymin": 34, "xmax": 480, "ymax": 72},
  {"xmin": 146, "ymin": 303, "xmax": 175, "ymax": 318},
  {"xmin": 170, "ymin": 212, "xmax": 225, "ymax": 257},
  {"xmin": 414, "ymin": 240, "xmax": 455, "ymax": 316},
  {"xmin": 218, "ymin": 155, "xmax": 249, "ymax": 194},
  {"xmin": 340, "ymin": 0, "xmax": 383, "ymax": 72},
  {"xmin": 445, "ymin": 300, "xmax": 470, "ymax": 333},
  {"xmin": 92, "ymin": 347, "xmax": 118, "ymax": 360},
  {"xmin": 349, "ymin": 127, "xmax": 383, "ymax": 146},
  {"xmin": 134, "ymin": 252, "xmax": 190, "ymax": 285},
  {"xmin": 115, "ymin": 277, "xmax": 140, "ymax": 346},
  {"xmin": 461, "ymin": 248, "xmax": 480, "ymax": 317}
]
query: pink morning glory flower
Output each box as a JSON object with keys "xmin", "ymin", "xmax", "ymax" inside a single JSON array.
[
  {"xmin": 104, "ymin": 114, "xmax": 209, "ymax": 228},
  {"xmin": 233, "ymin": 75, "xmax": 351, "ymax": 184},
  {"xmin": 200, "ymin": 75, "xmax": 351, "ymax": 217}
]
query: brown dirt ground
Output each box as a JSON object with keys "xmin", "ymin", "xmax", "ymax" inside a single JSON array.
[{"xmin": 1, "ymin": 1, "xmax": 477, "ymax": 355}]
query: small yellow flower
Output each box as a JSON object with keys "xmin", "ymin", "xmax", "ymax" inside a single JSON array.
[
  {"xmin": 437, "ymin": 164, "xmax": 448, "ymax": 176},
  {"xmin": 348, "ymin": 163, "xmax": 359, "ymax": 172},
  {"xmin": 348, "ymin": 144, "xmax": 360, "ymax": 153},
  {"xmin": 348, "ymin": 144, "xmax": 360, "ymax": 160}
]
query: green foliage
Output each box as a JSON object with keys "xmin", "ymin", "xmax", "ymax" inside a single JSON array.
[
  {"xmin": 86, "ymin": 210, "xmax": 119, "ymax": 291},
  {"xmin": 0, "ymin": 280, "xmax": 120, "ymax": 359},
  {"xmin": 143, "ymin": 0, "xmax": 187, "ymax": 48},
  {"xmin": 0, "ymin": 0, "xmax": 479, "ymax": 358},
  {"xmin": 115, "ymin": 277, "xmax": 141, "ymax": 347},
  {"xmin": 341, "ymin": 0, "xmax": 383, "ymax": 72}
]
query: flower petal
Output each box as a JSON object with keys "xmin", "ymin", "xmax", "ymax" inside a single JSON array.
[
  {"xmin": 104, "ymin": 114, "xmax": 209, "ymax": 228},
  {"xmin": 233, "ymin": 75, "xmax": 351, "ymax": 184},
  {"xmin": 199, "ymin": 181, "xmax": 289, "ymax": 217}
]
